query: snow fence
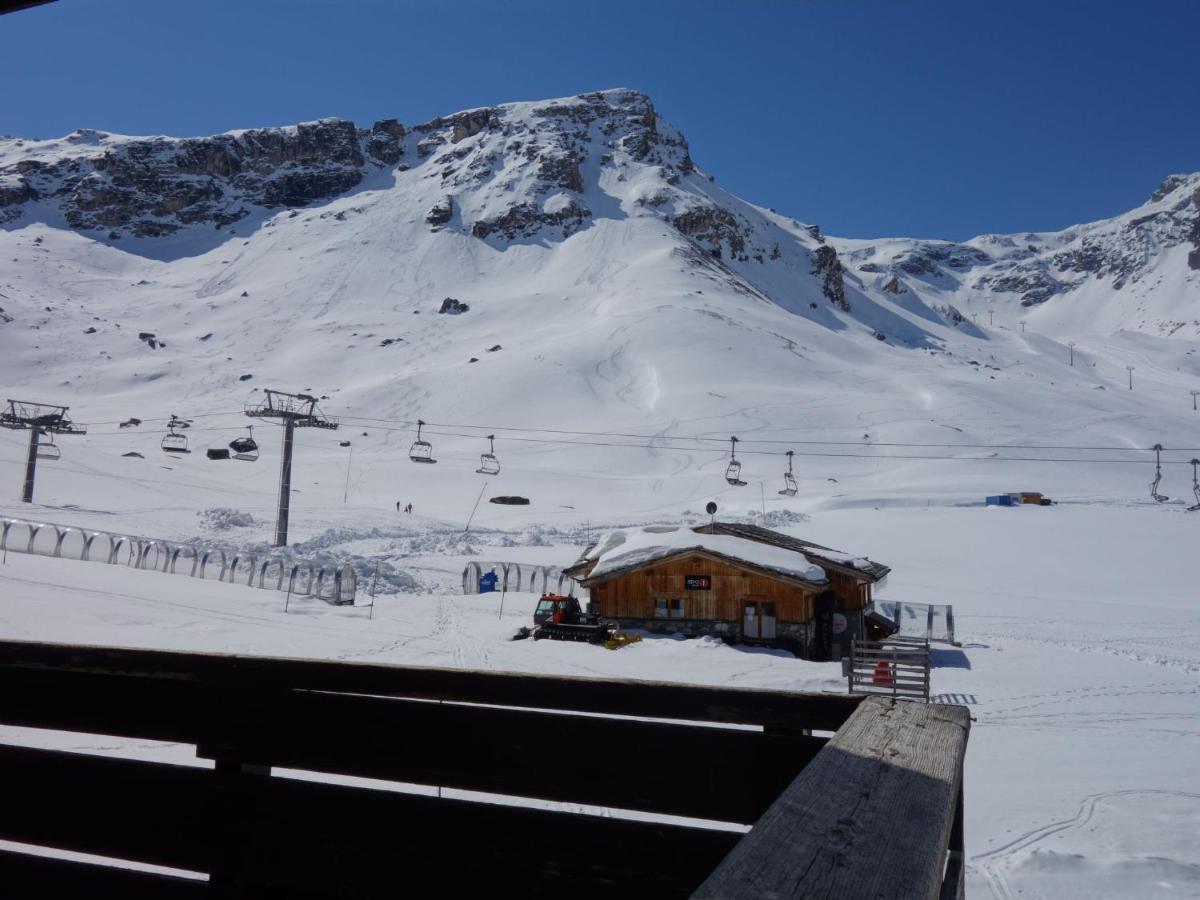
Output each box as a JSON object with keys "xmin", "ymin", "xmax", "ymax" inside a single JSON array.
[
  {"xmin": 1, "ymin": 516, "xmax": 356, "ymax": 605},
  {"xmin": 462, "ymin": 561, "xmax": 578, "ymax": 596}
]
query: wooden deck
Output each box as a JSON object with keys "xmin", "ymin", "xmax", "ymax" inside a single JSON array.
[{"xmin": 0, "ymin": 639, "xmax": 968, "ymax": 898}]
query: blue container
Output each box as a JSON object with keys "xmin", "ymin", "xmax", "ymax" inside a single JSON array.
[
  {"xmin": 478, "ymin": 571, "xmax": 498, "ymax": 593},
  {"xmin": 986, "ymin": 495, "xmax": 1016, "ymax": 507}
]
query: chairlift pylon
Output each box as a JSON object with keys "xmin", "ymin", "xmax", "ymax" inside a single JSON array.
[
  {"xmin": 476, "ymin": 434, "xmax": 500, "ymax": 476},
  {"xmin": 35, "ymin": 430, "xmax": 61, "ymax": 461},
  {"xmin": 229, "ymin": 425, "xmax": 259, "ymax": 462},
  {"xmin": 1149, "ymin": 443, "xmax": 1169, "ymax": 503},
  {"xmin": 1188, "ymin": 459, "xmax": 1200, "ymax": 513},
  {"xmin": 778, "ymin": 449, "xmax": 797, "ymax": 497},
  {"xmin": 725, "ymin": 436, "xmax": 747, "ymax": 487},
  {"xmin": 161, "ymin": 415, "xmax": 190, "ymax": 455},
  {"xmin": 409, "ymin": 419, "xmax": 437, "ymax": 464}
]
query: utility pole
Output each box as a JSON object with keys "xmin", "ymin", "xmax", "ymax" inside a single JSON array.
[
  {"xmin": 988, "ymin": 310, "xmax": 993, "ymax": 326},
  {"xmin": 1068, "ymin": 341, "xmax": 1075, "ymax": 366},
  {"xmin": 1, "ymin": 400, "xmax": 87, "ymax": 503},
  {"xmin": 1019, "ymin": 320, "xmax": 1026, "ymax": 333},
  {"xmin": 1191, "ymin": 390, "xmax": 1199, "ymax": 412},
  {"xmin": 246, "ymin": 390, "xmax": 338, "ymax": 547},
  {"xmin": 1127, "ymin": 366, "xmax": 1134, "ymax": 391},
  {"xmin": 342, "ymin": 440, "xmax": 353, "ymax": 504}
]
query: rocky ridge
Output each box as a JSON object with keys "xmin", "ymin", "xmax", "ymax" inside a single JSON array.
[{"xmin": 1, "ymin": 90, "xmax": 1197, "ymax": 338}]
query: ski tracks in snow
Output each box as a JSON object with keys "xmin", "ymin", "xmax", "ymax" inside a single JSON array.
[{"xmin": 973, "ymin": 789, "xmax": 1200, "ymax": 900}]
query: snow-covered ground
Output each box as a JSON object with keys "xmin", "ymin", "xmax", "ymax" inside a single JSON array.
[
  {"xmin": 2, "ymin": 88, "xmax": 1198, "ymax": 898},
  {"xmin": 2, "ymin": 501, "xmax": 1198, "ymax": 898}
]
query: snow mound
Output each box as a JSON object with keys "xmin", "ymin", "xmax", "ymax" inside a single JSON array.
[{"xmin": 197, "ymin": 508, "xmax": 257, "ymax": 530}]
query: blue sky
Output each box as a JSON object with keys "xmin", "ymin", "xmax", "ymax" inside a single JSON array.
[{"xmin": 3, "ymin": 0, "xmax": 1197, "ymax": 240}]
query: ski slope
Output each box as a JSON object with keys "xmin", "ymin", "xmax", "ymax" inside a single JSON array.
[{"xmin": 1, "ymin": 89, "xmax": 1199, "ymax": 898}]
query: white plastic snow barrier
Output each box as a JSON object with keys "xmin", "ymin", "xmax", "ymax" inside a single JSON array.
[
  {"xmin": 462, "ymin": 561, "xmax": 579, "ymax": 597},
  {"xmin": 0, "ymin": 516, "xmax": 357, "ymax": 605}
]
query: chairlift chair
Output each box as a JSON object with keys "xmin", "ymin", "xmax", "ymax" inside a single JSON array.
[
  {"xmin": 36, "ymin": 431, "xmax": 61, "ymax": 461},
  {"xmin": 725, "ymin": 436, "xmax": 747, "ymax": 487},
  {"xmin": 476, "ymin": 434, "xmax": 500, "ymax": 476},
  {"xmin": 161, "ymin": 422, "xmax": 190, "ymax": 455},
  {"xmin": 1188, "ymin": 459, "xmax": 1200, "ymax": 513},
  {"xmin": 778, "ymin": 449, "xmax": 797, "ymax": 496},
  {"xmin": 1149, "ymin": 443, "xmax": 1169, "ymax": 502},
  {"xmin": 229, "ymin": 425, "xmax": 259, "ymax": 462},
  {"xmin": 409, "ymin": 419, "xmax": 437, "ymax": 464}
]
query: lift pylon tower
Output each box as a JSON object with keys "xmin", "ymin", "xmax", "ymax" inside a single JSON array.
[
  {"xmin": 246, "ymin": 390, "xmax": 338, "ymax": 547},
  {"xmin": 1, "ymin": 399, "xmax": 87, "ymax": 503}
]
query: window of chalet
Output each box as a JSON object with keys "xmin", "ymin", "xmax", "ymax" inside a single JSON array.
[{"xmin": 654, "ymin": 597, "xmax": 685, "ymax": 619}]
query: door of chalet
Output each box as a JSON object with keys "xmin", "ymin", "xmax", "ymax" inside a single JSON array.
[
  {"xmin": 743, "ymin": 602, "xmax": 759, "ymax": 639},
  {"xmin": 742, "ymin": 601, "xmax": 776, "ymax": 640},
  {"xmin": 759, "ymin": 602, "xmax": 777, "ymax": 639}
]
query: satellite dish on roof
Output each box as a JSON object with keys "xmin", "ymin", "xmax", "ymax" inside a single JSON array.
[{"xmin": 705, "ymin": 501, "xmax": 717, "ymax": 515}]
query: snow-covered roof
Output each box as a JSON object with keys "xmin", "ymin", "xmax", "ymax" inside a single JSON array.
[
  {"xmin": 699, "ymin": 522, "xmax": 890, "ymax": 580},
  {"xmin": 584, "ymin": 526, "xmax": 827, "ymax": 584}
]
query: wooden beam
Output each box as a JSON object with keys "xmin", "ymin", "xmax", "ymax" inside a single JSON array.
[
  {"xmin": 195, "ymin": 689, "xmax": 828, "ymax": 823},
  {"xmin": 0, "ymin": 849, "xmax": 208, "ymax": 900},
  {"xmin": 235, "ymin": 773, "xmax": 743, "ymax": 899},
  {"xmin": 0, "ymin": 744, "xmax": 216, "ymax": 872},
  {"xmin": 0, "ymin": 639, "xmax": 862, "ymax": 732},
  {"xmin": 0, "ymin": 1, "xmax": 57, "ymax": 16},
  {"xmin": 692, "ymin": 698, "xmax": 970, "ymax": 900}
]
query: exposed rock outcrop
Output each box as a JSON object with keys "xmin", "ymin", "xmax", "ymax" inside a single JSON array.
[
  {"xmin": 811, "ymin": 245, "xmax": 850, "ymax": 310},
  {"xmin": 0, "ymin": 118, "xmax": 408, "ymax": 237}
]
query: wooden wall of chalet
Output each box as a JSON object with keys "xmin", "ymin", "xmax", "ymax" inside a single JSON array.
[
  {"xmin": 591, "ymin": 553, "xmax": 873, "ymax": 624},
  {"xmin": 591, "ymin": 553, "xmax": 819, "ymax": 623},
  {"xmin": 826, "ymin": 570, "xmax": 872, "ymax": 611}
]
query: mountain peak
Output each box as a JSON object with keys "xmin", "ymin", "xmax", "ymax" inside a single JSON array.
[{"xmin": 1149, "ymin": 172, "xmax": 1200, "ymax": 203}]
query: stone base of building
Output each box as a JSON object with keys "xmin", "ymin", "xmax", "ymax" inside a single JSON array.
[{"xmin": 603, "ymin": 617, "xmax": 815, "ymax": 659}]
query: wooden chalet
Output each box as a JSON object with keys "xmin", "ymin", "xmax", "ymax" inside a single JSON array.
[{"xmin": 568, "ymin": 522, "xmax": 890, "ymax": 661}]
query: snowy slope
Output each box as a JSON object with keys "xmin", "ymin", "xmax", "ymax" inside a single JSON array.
[
  {"xmin": 3, "ymin": 502, "xmax": 1198, "ymax": 900},
  {"xmin": 1, "ymin": 88, "xmax": 1198, "ymax": 549},
  {"xmin": 1, "ymin": 87, "xmax": 1199, "ymax": 900}
]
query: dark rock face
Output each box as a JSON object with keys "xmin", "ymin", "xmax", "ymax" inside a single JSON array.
[
  {"xmin": 897, "ymin": 253, "xmax": 940, "ymax": 277},
  {"xmin": 881, "ymin": 275, "xmax": 906, "ymax": 294},
  {"xmin": 938, "ymin": 304, "xmax": 966, "ymax": 325},
  {"xmin": 976, "ymin": 269, "xmax": 1066, "ymax": 307},
  {"xmin": 895, "ymin": 243, "xmax": 990, "ymax": 278},
  {"xmin": 673, "ymin": 205, "xmax": 749, "ymax": 260},
  {"xmin": 537, "ymin": 153, "xmax": 583, "ymax": 192},
  {"xmin": 438, "ymin": 297, "xmax": 469, "ymax": 314},
  {"xmin": 1151, "ymin": 174, "xmax": 1190, "ymax": 203},
  {"xmin": 1189, "ymin": 208, "xmax": 1200, "ymax": 270},
  {"xmin": 426, "ymin": 196, "xmax": 453, "ymax": 227},
  {"xmin": 811, "ymin": 245, "xmax": 850, "ymax": 311},
  {"xmin": 472, "ymin": 199, "xmax": 591, "ymax": 241},
  {"xmin": 365, "ymin": 119, "xmax": 405, "ymax": 166},
  {"xmin": 0, "ymin": 117, "xmax": 407, "ymax": 237}
]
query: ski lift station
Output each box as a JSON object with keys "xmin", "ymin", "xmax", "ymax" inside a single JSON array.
[{"xmin": 565, "ymin": 522, "xmax": 891, "ymax": 661}]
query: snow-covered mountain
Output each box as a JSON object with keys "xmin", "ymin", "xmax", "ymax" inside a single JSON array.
[{"xmin": 1, "ymin": 89, "xmax": 1198, "ymax": 535}]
